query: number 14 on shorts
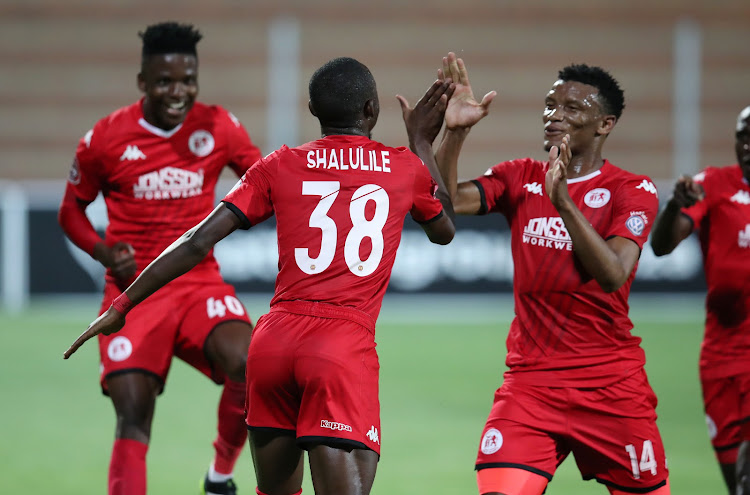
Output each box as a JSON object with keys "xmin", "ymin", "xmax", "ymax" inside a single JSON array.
[{"xmin": 625, "ymin": 440, "xmax": 658, "ymax": 479}]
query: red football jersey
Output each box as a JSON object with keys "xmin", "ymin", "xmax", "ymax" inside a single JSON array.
[
  {"xmin": 474, "ymin": 158, "xmax": 659, "ymax": 387},
  {"xmin": 682, "ymin": 164, "xmax": 750, "ymax": 379},
  {"xmin": 64, "ymin": 99, "xmax": 262, "ymax": 284},
  {"xmin": 222, "ymin": 134, "xmax": 444, "ymax": 322}
]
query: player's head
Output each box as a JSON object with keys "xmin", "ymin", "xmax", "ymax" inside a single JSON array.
[
  {"xmin": 308, "ymin": 57, "xmax": 379, "ymax": 137},
  {"xmin": 543, "ymin": 63, "xmax": 624, "ymax": 154},
  {"xmin": 735, "ymin": 105, "xmax": 750, "ymax": 182},
  {"xmin": 137, "ymin": 22, "xmax": 202, "ymax": 130}
]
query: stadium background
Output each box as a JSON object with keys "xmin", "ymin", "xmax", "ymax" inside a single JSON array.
[{"xmin": 1, "ymin": 0, "xmax": 748, "ymax": 493}]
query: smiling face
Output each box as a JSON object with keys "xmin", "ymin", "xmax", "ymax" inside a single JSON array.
[
  {"xmin": 735, "ymin": 106, "xmax": 750, "ymax": 183},
  {"xmin": 542, "ymin": 80, "xmax": 614, "ymax": 155},
  {"xmin": 138, "ymin": 53, "xmax": 198, "ymax": 130}
]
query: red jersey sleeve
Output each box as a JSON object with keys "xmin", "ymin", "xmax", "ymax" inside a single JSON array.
[
  {"xmin": 221, "ymin": 149, "xmax": 279, "ymax": 229},
  {"xmin": 67, "ymin": 126, "xmax": 105, "ymax": 203},
  {"xmin": 219, "ymin": 107, "xmax": 263, "ymax": 177},
  {"xmin": 680, "ymin": 168, "xmax": 712, "ymax": 230},
  {"xmin": 606, "ymin": 176, "xmax": 660, "ymax": 249},
  {"xmin": 472, "ymin": 159, "xmax": 527, "ymax": 214},
  {"xmin": 409, "ymin": 158, "xmax": 444, "ymax": 223}
]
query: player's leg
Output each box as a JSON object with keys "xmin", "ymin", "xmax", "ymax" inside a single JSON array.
[
  {"xmin": 249, "ymin": 428, "xmax": 305, "ymax": 495},
  {"xmin": 307, "ymin": 444, "xmax": 378, "ymax": 495},
  {"xmin": 474, "ymin": 378, "xmax": 566, "ymax": 495},
  {"xmin": 702, "ymin": 375, "xmax": 741, "ymax": 494},
  {"xmin": 106, "ymin": 372, "xmax": 161, "ymax": 495},
  {"xmin": 737, "ymin": 440, "xmax": 750, "ymax": 494},
  {"xmin": 174, "ymin": 285, "xmax": 253, "ymax": 494}
]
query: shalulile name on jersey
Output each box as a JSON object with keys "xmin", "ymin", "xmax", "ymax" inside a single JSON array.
[{"xmin": 306, "ymin": 148, "xmax": 391, "ymax": 173}]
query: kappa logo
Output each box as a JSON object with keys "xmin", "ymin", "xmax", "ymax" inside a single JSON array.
[
  {"xmin": 523, "ymin": 182, "xmax": 544, "ymax": 196},
  {"xmin": 522, "ymin": 217, "xmax": 572, "ymax": 251},
  {"xmin": 706, "ymin": 414, "xmax": 718, "ymax": 440},
  {"xmin": 739, "ymin": 224, "xmax": 750, "ymax": 248},
  {"xmin": 366, "ymin": 426, "xmax": 380, "ymax": 445},
  {"xmin": 635, "ymin": 179, "xmax": 658, "ymax": 196},
  {"xmin": 133, "ymin": 166, "xmax": 204, "ymax": 200},
  {"xmin": 584, "ymin": 188, "xmax": 611, "ymax": 208},
  {"xmin": 481, "ymin": 428, "xmax": 503, "ymax": 455},
  {"xmin": 120, "ymin": 144, "xmax": 147, "ymax": 161},
  {"xmin": 320, "ymin": 420, "xmax": 352, "ymax": 432},
  {"xmin": 107, "ymin": 336, "xmax": 133, "ymax": 362},
  {"xmin": 188, "ymin": 130, "xmax": 215, "ymax": 157},
  {"xmin": 730, "ymin": 190, "xmax": 750, "ymax": 205}
]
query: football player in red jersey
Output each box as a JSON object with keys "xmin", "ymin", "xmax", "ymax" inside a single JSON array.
[
  {"xmin": 63, "ymin": 58, "xmax": 456, "ymax": 495},
  {"xmin": 58, "ymin": 22, "xmax": 263, "ymax": 495},
  {"xmin": 434, "ymin": 53, "xmax": 670, "ymax": 495},
  {"xmin": 651, "ymin": 105, "xmax": 750, "ymax": 495}
]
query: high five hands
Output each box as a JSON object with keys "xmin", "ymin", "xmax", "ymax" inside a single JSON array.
[
  {"xmin": 545, "ymin": 134, "xmax": 573, "ymax": 207},
  {"xmin": 397, "ymin": 78, "xmax": 456, "ymax": 148},
  {"xmin": 438, "ymin": 52, "xmax": 496, "ymax": 130}
]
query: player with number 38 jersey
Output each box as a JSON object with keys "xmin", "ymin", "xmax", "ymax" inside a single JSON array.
[{"xmin": 223, "ymin": 134, "xmax": 443, "ymax": 321}]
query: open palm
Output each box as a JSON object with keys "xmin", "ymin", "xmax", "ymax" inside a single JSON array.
[{"xmin": 439, "ymin": 52, "xmax": 496, "ymax": 130}]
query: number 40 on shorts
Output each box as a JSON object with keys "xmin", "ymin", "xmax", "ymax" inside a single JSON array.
[
  {"xmin": 625, "ymin": 440, "xmax": 658, "ymax": 479},
  {"xmin": 206, "ymin": 296, "xmax": 245, "ymax": 318}
]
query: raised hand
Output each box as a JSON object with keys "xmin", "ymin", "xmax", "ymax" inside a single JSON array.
[
  {"xmin": 397, "ymin": 78, "xmax": 456, "ymax": 149},
  {"xmin": 439, "ymin": 52, "xmax": 496, "ymax": 130},
  {"xmin": 671, "ymin": 175, "xmax": 704, "ymax": 208},
  {"xmin": 545, "ymin": 134, "xmax": 572, "ymax": 208},
  {"xmin": 63, "ymin": 306, "xmax": 126, "ymax": 359}
]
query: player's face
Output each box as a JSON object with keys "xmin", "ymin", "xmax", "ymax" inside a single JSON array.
[
  {"xmin": 139, "ymin": 53, "xmax": 198, "ymax": 130},
  {"xmin": 735, "ymin": 106, "xmax": 750, "ymax": 183},
  {"xmin": 542, "ymin": 80, "xmax": 608, "ymax": 154}
]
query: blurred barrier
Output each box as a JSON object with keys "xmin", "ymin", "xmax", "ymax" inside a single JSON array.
[{"xmin": 0, "ymin": 180, "xmax": 705, "ymax": 312}]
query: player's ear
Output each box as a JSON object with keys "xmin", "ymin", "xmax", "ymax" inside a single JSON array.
[
  {"xmin": 137, "ymin": 72, "xmax": 146, "ymax": 93},
  {"xmin": 597, "ymin": 114, "xmax": 617, "ymax": 137},
  {"xmin": 308, "ymin": 100, "xmax": 317, "ymax": 117},
  {"xmin": 364, "ymin": 98, "xmax": 379, "ymax": 123}
]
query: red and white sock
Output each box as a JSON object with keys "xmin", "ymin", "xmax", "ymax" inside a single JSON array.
[{"xmin": 109, "ymin": 438, "xmax": 148, "ymax": 495}]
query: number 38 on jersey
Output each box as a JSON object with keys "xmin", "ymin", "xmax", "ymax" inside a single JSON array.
[{"xmin": 295, "ymin": 181, "xmax": 389, "ymax": 277}]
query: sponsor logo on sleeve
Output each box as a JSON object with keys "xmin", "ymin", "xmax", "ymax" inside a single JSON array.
[
  {"xmin": 625, "ymin": 211, "xmax": 649, "ymax": 236},
  {"xmin": 635, "ymin": 179, "xmax": 658, "ymax": 196},
  {"xmin": 189, "ymin": 130, "xmax": 215, "ymax": 157},
  {"xmin": 68, "ymin": 157, "xmax": 81, "ymax": 185},
  {"xmin": 584, "ymin": 188, "xmax": 611, "ymax": 208},
  {"xmin": 481, "ymin": 428, "xmax": 503, "ymax": 455}
]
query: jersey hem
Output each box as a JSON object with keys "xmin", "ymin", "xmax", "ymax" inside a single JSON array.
[
  {"xmin": 414, "ymin": 210, "xmax": 444, "ymax": 225},
  {"xmin": 101, "ymin": 368, "xmax": 165, "ymax": 396},
  {"xmin": 586, "ymin": 475, "xmax": 667, "ymax": 493},
  {"xmin": 222, "ymin": 201, "xmax": 252, "ymax": 229},
  {"xmin": 471, "ymin": 179, "xmax": 488, "ymax": 215}
]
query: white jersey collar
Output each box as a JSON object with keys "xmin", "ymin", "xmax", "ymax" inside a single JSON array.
[{"xmin": 138, "ymin": 118, "xmax": 183, "ymax": 139}]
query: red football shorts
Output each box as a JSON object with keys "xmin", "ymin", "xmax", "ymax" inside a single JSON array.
[
  {"xmin": 97, "ymin": 279, "xmax": 252, "ymax": 393},
  {"xmin": 701, "ymin": 373, "xmax": 750, "ymax": 465},
  {"xmin": 245, "ymin": 301, "xmax": 381, "ymax": 455},
  {"xmin": 475, "ymin": 369, "xmax": 669, "ymax": 493}
]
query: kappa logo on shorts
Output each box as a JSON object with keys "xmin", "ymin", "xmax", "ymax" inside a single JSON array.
[
  {"xmin": 366, "ymin": 426, "xmax": 380, "ymax": 445},
  {"xmin": 320, "ymin": 420, "xmax": 352, "ymax": 432},
  {"xmin": 480, "ymin": 428, "xmax": 503, "ymax": 455},
  {"xmin": 107, "ymin": 336, "xmax": 133, "ymax": 362}
]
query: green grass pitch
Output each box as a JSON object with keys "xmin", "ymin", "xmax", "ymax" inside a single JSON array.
[{"xmin": 0, "ymin": 294, "xmax": 721, "ymax": 494}]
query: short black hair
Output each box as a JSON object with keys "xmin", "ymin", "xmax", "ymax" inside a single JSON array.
[
  {"xmin": 139, "ymin": 22, "xmax": 202, "ymax": 58},
  {"xmin": 558, "ymin": 64, "xmax": 625, "ymax": 119},
  {"xmin": 308, "ymin": 57, "xmax": 377, "ymax": 127}
]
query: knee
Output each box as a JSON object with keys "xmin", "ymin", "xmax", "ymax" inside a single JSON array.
[
  {"xmin": 114, "ymin": 400, "xmax": 154, "ymax": 440},
  {"xmin": 223, "ymin": 350, "xmax": 248, "ymax": 383}
]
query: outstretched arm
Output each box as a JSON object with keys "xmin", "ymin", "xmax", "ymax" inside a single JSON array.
[
  {"xmin": 63, "ymin": 204, "xmax": 242, "ymax": 358},
  {"xmin": 397, "ymin": 78, "xmax": 456, "ymax": 244},
  {"xmin": 546, "ymin": 136, "xmax": 640, "ymax": 293},
  {"xmin": 434, "ymin": 52, "xmax": 496, "ymax": 215},
  {"xmin": 650, "ymin": 175, "xmax": 702, "ymax": 256}
]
